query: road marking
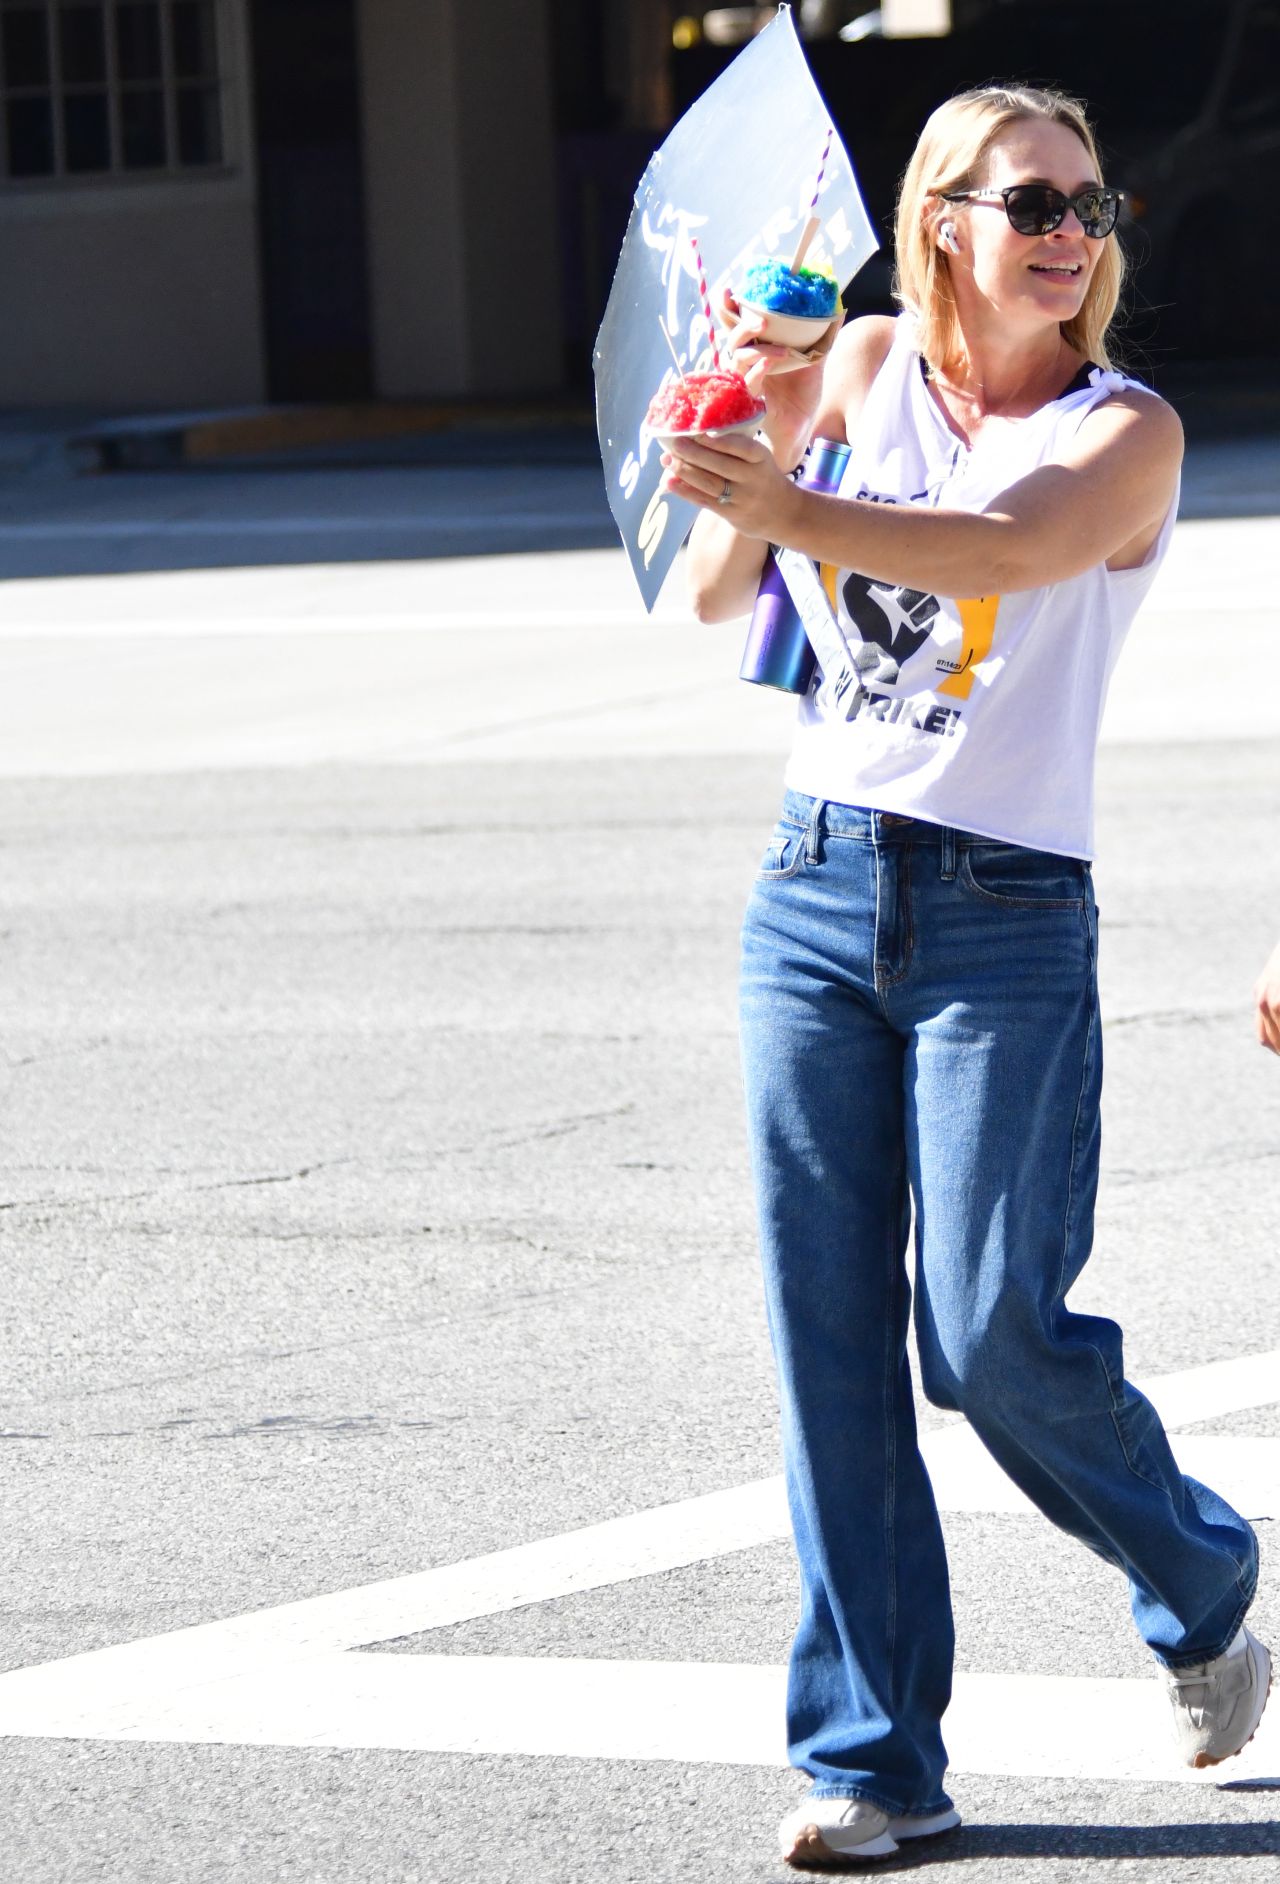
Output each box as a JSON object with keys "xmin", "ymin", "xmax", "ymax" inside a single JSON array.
[
  {"xmin": 2, "ymin": 1650, "xmax": 1277, "ymax": 1787},
  {"xmin": 1133, "ymin": 1349, "xmax": 1280, "ymax": 1429},
  {"xmin": 0, "ymin": 610, "xmax": 684, "ymax": 639},
  {"xmin": 1, "ymin": 1349, "xmax": 1275, "ymax": 1768},
  {"xmin": 0, "ymin": 512, "xmax": 608, "ymax": 541},
  {"xmin": 922, "ymin": 1430, "xmax": 1277, "ymax": 1520}
]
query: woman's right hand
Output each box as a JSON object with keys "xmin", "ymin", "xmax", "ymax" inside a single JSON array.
[{"xmin": 720, "ymin": 286, "xmax": 842, "ymax": 470}]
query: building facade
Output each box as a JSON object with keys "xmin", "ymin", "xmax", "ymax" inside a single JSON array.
[
  {"xmin": 0, "ymin": 0, "xmax": 576, "ymax": 407},
  {"xmin": 1, "ymin": 1, "xmax": 1250, "ymax": 409}
]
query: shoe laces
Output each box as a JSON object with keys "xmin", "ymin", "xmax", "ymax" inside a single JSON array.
[
  {"xmin": 1164, "ymin": 1647, "xmax": 1242, "ymax": 1728},
  {"xmin": 1166, "ymin": 1661, "xmax": 1217, "ymax": 1689}
]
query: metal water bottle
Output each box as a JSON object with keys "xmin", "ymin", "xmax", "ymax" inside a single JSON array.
[{"xmin": 738, "ymin": 437, "xmax": 851, "ymax": 693}]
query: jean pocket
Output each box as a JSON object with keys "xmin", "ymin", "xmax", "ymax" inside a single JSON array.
[
  {"xmin": 757, "ymin": 821, "xmax": 809, "ymax": 880},
  {"xmin": 958, "ymin": 843, "xmax": 1087, "ymax": 909}
]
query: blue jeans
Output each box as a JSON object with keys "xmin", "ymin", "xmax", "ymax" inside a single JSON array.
[{"xmin": 739, "ymin": 792, "xmax": 1258, "ymax": 1816}]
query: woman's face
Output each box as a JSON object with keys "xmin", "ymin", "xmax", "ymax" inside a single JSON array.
[{"xmin": 945, "ymin": 117, "xmax": 1104, "ymax": 330}]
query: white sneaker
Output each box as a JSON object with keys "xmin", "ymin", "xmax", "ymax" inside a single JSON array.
[
  {"xmin": 778, "ymin": 1796, "xmax": 960, "ymax": 1867},
  {"xmin": 1163, "ymin": 1624, "xmax": 1272, "ymax": 1768}
]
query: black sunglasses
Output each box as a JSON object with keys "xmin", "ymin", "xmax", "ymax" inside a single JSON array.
[{"xmin": 939, "ymin": 184, "xmax": 1123, "ymax": 239}]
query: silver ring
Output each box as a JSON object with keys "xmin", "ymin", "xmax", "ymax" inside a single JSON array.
[{"xmin": 717, "ymin": 478, "xmax": 733, "ymax": 506}]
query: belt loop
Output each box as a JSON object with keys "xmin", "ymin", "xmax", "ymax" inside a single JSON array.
[
  {"xmin": 940, "ymin": 826, "xmax": 956, "ymax": 880},
  {"xmin": 804, "ymin": 797, "xmax": 826, "ymax": 864}
]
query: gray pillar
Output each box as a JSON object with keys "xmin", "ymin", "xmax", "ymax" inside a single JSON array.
[{"xmin": 356, "ymin": 0, "xmax": 564, "ymax": 398}]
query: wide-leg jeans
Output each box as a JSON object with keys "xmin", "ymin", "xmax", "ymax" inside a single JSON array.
[{"xmin": 739, "ymin": 792, "xmax": 1258, "ymax": 1817}]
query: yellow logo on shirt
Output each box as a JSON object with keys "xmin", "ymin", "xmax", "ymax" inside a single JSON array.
[{"xmin": 935, "ymin": 595, "xmax": 1001, "ymax": 699}]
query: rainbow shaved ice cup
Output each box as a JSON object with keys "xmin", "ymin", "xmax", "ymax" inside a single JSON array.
[
  {"xmin": 740, "ymin": 259, "xmax": 839, "ymax": 349},
  {"xmin": 645, "ymin": 369, "xmax": 766, "ymax": 445},
  {"xmin": 743, "ymin": 260, "xmax": 838, "ymax": 318}
]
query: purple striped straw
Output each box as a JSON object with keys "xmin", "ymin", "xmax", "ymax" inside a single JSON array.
[
  {"xmin": 688, "ymin": 232, "xmax": 721, "ymax": 370},
  {"xmin": 808, "ymin": 126, "xmax": 833, "ymax": 215}
]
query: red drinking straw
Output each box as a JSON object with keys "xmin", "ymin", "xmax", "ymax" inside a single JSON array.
[{"xmin": 688, "ymin": 232, "xmax": 721, "ymax": 370}]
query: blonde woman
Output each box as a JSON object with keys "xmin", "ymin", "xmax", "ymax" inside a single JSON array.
[{"xmin": 666, "ymin": 87, "xmax": 1269, "ymax": 1866}]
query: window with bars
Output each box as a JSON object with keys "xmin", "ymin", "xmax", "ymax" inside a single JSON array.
[{"xmin": 0, "ymin": 0, "xmax": 223, "ymax": 181}]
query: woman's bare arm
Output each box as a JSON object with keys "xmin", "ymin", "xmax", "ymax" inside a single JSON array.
[
  {"xmin": 681, "ymin": 315, "xmax": 897, "ymax": 623},
  {"xmin": 669, "ymin": 385, "xmax": 1183, "ymax": 602}
]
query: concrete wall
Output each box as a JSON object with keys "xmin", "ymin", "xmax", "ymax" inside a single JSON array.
[
  {"xmin": 0, "ymin": 0, "xmax": 567, "ymax": 408},
  {"xmin": 357, "ymin": 0, "xmax": 564, "ymax": 397},
  {"xmin": 0, "ymin": 186, "xmax": 264, "ymax": 409},
  {"xmin": 0, "ymin": 0, "xmax": 264, "ymax": 409}
]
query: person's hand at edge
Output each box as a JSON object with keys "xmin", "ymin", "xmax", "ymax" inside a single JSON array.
[{"xmin": 1254, "ymin": 940, "xmax": 1280, "ymax": 1054}]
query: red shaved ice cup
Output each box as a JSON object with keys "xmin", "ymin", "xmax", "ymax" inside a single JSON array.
[{"xmin": 645, "ymin": 370, "xmax": 766, "ymax": 449}]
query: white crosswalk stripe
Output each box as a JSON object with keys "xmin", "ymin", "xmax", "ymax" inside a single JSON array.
[
  {"xmin": 22, "ymin": 1652, "xmax": 1254, "ymax": 1789},
  {"xmin": 2, "ymin": 1349, "xmax": 1277, "ymax": 1785}
]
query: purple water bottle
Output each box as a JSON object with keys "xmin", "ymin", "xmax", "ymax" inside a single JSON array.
[{"xmin": 739, "ymin": 436, "xmax": 851, "ymax": 693}]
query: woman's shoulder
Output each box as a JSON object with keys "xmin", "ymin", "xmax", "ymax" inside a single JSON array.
[
  {"xmin": 814, "ymin": 314, "xmax": 902, "ymax": 441},
  {"xmin": 829, "ymin": 312, "xmax": 902, "ymax": 387},
  {"xmin": 1058, "ymin": 375, "xmax": 1184, "ymax": 571},
  {"xmin": 1074, "ymin": 376, "xmax": 1184, "ymax": 464}
]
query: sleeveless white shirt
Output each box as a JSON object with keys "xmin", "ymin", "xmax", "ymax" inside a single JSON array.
[{"xmin": 783, "ymin": 313, "xmax": 1179, "ymax": 859}]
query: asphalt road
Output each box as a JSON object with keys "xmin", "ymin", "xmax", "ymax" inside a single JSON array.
[{"xmin": 0, "ymin": 443, "xmax": 1278, "ymax": 1882}]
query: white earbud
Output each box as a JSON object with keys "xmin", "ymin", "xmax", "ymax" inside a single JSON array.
[{"xmin": 940, "ymin": 221, "xmax": 961, "ymax": 255}]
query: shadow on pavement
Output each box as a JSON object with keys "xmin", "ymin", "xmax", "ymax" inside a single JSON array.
[
  {"xmin": 0, "ymin": 362, "xmax": 1276, "ymax": 584},
  {"xmin": 887, "ymin": 1817, "xmax": 1280, "ymax": 1866},
  {"xmin": 0, "ymin": 433, "xmax": 619, "ymax": 581}
]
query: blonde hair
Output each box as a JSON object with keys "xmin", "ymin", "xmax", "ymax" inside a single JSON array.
[{"xmin": 893, "ymin": 85, "xmax": 1125, "ymax": 379}]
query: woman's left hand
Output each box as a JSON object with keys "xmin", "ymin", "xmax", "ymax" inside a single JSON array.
[
  {"xmin": 719, "ymin": 286, "xmax": 840, "ymax": 465},
  {"xmin": 660, "ymin": 432, "xmax": 798, "ymax": 541}
]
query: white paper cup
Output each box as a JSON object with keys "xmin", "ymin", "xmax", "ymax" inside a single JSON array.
[
  {"xmin": 653, "ymin": 412, "xmax": 763, "ymax": 449},
  {"xmin": 739, "ymin": 299, "xmax": 836, "ymax": 350}
]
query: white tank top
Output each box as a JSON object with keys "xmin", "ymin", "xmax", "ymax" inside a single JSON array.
[{"xmin": 783, "ymin": 313, "xmax": 1179, "ymax": 858}]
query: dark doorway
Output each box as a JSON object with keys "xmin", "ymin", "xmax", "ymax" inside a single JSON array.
[
  {"xmin": 250, "ymin": 0, "xmax": 372, "ymax": 401},
  {"xmin": 550, "ymin": 0, "xmax": 654, "ymax": 390}
]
